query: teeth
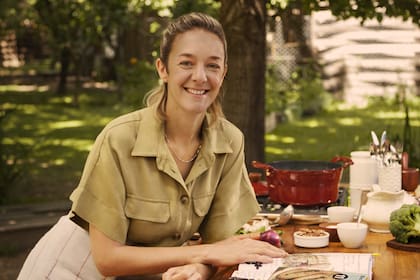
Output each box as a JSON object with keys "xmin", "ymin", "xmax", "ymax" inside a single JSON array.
[{"xmin": 187, "ymin": 88, "xmax": 206, "ymax": 95}]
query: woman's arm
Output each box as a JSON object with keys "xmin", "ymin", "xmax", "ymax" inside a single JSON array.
[{"xmin": 89, "ymin": 225, "xmax": 287, "ymax": 277}]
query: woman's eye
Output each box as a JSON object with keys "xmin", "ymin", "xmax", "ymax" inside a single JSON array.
[
  {"xmin": 208, "ymin": 63, "xmax": 221, "ymax": 69},
  {"xmin": 179, "ymin": 61, "xmax": 193, "ymax": 67}
]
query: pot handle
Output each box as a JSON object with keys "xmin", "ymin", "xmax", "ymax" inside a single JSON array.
[
  {"xmin": 331, "ymin": 156, "xmax": 353, "ymax": 169},
  {"xmin": 252, "ymin": 160, "xmax": 273, "ymax": 171},
  {"xmin": 401, "ymin": 152, "xmax": 409, "ymax": 170}
]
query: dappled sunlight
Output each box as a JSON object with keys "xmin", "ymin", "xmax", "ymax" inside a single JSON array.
[
  {"xmin": 266, "ymin": 134, "xmax": 296, "ymax": 144},
  {"xmin": 49, "ymin": 120, "xmax": 85, "ymax": 129},
  {"xmin": 337, "ymin": 117, "xmax": 362, "ymax": 126},
  {"xmin": 373, "ymin": 111, "xmax": 405, "ymax": 119},
  {"xmin": 411, "ymin": 120, "xmax": 420, "ymax": 126},
  {"xmin": 64, "ymin": 97, "xmax": 73, "ymax": 104},
  {"xmin": 61, "ymin": 139, "xmax": 93, "ymax": 151},
  {"xmin": 307, "ymin": 138, "xmax": 318, "ymax": 144},
  {"xmin": 0, "ymin": 84, "xmax": 49, "ymax": 92},
  {"xmin": 266, "ymin": 146, "xmax": 295, "ymax": 156},
  {"xmin": 40, "ymin": 158, "xmax": 66, "ymax": 168},
  {"xmin": 299, "ymin": 119, "xmax": 325, "ymax": 128},
  {"xmin": 281, "ymin": 136, "xmax": 295, "ymax": 144},
  {"xmin": 47, "ymin": 139, "xmax": 93, "ymax": 152},
  {"xmin": 328, "ymin": 127, "xmax": 337, "ymax": 134},
  {"xmin": 3, "ymin": 137, "xmax": 35, "ymax": 145}
]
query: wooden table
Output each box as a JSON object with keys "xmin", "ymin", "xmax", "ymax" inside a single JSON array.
[{"xmin": 211, "ymin": 224, "xmax": 420, "ymax": 280}]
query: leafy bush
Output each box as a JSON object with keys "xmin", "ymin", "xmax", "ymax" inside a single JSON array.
[
  {"xmin": 265, "ymin": 61, "xmax": 332, "ymax": 122},
  {"xmin": 116, "ymin": 60, "xmax": 158, "ymax": 109},
  {"xmin": 0, "ymin": 108, "xmax": 30, "ymax": 204}
]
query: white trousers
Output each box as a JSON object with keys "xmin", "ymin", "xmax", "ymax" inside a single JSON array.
[{"xmin": 17, "ymin": 215, "xmax": 111, "ymax": 280}]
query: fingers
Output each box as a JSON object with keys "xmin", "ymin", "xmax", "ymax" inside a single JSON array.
[
  {"xmin": 162, "ymin": 264, "xmax": 204, "ymax": 280},
  {"xmin": 235, "ymin": 232, "xmax": 261, "ymax": 240},
  {"xmin": 250, "ymin": 241, "xmax": 288, "ymax": 260},
  {"xmin": 162, "ymin": 271, "xmax": 202, "ymax": 280}
]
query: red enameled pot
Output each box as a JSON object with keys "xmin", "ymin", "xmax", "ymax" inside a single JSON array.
[{"xmin": 252, "ymin": 157, "xmax": 353, "ymax": 206}]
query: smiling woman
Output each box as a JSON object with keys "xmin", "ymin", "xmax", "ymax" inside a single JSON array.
[{"xmin": 17, "ymin": 12, "xmax": 287, "ymax": 280}]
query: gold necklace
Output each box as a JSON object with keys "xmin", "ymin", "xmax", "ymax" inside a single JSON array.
[{"xmin": 165, "ymin": 135, "xmax": 202, "ymax": 163}]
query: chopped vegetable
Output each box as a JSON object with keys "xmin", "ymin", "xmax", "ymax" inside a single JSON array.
[
  {"xmin": 260, "ymin": 229, "xmax": 283, "ymax": 247},
  {"xmin": 389, "ymin": 204, "xmax": 420, "ymax": 244},
  {"xmin": 237, "ymin": 218, "xmax": 270, "ymax": 235}
]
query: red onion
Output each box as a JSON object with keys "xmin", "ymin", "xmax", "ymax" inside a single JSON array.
[{"xmin": 260, "ymin": 229, "xmax": 282, "ymax": 247}]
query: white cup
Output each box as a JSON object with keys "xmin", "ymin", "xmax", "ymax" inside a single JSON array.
[
  {"xmin": 327, "ymin": 206, "xmax": 355, "ymax": 223},
  {"xmin": 337, "ymin": 222, "xmax": 368, "ymax": 248}
]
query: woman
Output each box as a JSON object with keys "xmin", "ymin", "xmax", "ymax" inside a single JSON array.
[{"xmin": 18, "ymin": 12, "xmax": 287, "ymax": 280}]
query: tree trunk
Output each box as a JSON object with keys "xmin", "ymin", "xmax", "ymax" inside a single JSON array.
[
  {"xmin": 57, "ymin": 46, "xmax": 70, "ymax": 94},
  {"xmin": 220, "ymin": 0, "xmax": 267, "ymax": 168}
]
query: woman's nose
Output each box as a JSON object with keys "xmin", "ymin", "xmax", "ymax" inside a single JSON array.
[{"xmin": 192, "ymin": 64, "xmax": 207, "ymax": 82}]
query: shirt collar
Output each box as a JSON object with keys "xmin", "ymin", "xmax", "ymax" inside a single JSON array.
[{"xmin": 131, "ymin": 106, "xmax": 233, "ymax": 158}]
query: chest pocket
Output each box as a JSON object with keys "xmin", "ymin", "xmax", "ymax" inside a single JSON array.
[
  {"xmin": 193, "ymin": 192, "xmax": 215, "ymax": 217},
  {"xmin": 125, "ymin": 195, "xmax": 172, "ymax": 244}
]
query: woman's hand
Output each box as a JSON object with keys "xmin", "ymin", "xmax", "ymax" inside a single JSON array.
[
  {"xmin": 203, "ymin": 233, "xmax": 288, "ymax": 267},
  {"xmin": 162, "ymin": 263, "xmax": 214, "ymax": 280}
]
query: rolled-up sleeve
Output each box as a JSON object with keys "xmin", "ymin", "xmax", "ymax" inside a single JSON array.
[{"xmin": 70, "ymin": 128, "xmax": 130, "ymax": 244}]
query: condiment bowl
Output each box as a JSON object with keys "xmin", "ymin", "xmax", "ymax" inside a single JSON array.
[
  {"xmin": 327, "ymin": 206, "xmax": 355, "ymax": 223},
  {"xmin": 337, "ymin": 222, "xmax": 368, "ymax": 248},
  {"xmin": 293, "ymin": 228, "xmax": 329, "ymax": 248}
]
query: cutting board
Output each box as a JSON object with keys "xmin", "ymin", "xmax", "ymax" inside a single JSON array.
[{"xmin": 386, "ymin": 239, "xmax": 420, "ymax": 252}]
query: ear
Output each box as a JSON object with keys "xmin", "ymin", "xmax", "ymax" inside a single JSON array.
[
  {"xmin": 222, "ymin": 64, "xmax": 228, "ymax": 79},
  {"xmin": 219, "ymin": 64, "xmax": 228, "ymax": 86},
  {"xmin": 156, "ymin": 58, "xmax": 168, "ymax": 83}
]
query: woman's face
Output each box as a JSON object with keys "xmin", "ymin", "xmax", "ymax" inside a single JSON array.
[{"xmin": 156, "ymin": 29, "xmax": 227, "ymax": 115}]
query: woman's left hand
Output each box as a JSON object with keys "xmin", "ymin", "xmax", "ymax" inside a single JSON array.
[{"xmin": 162, "ymin": 263, "xmax": 214, "ymax": 280}]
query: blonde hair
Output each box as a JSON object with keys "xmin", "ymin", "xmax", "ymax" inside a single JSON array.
[{"xmin": 145, "ymin": 12, "xmax": 227, "ymax": 123}]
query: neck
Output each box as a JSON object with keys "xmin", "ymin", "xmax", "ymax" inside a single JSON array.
[{"xmin": 165, "ymin": 115, "xmax": 204, "ymax": 144}]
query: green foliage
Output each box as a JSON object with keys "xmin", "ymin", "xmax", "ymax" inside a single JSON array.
[
  {"xmin": 265, "ymin": 62, "xmax": 332, "ymax": 121},
  {"xmin": 390, "ymin": 204, "xmax": 420, "ymax": 244},
  {"xmin": 171, "ymin": 0, "xmax": 221, "ymax": 18},
  {"xmin": 269, "ymin": 0, "xmax": 420, "ymax": 26},
  {"xmin": 0, "ymin": 108, "xmax": 31, "ymax": 204},
  {"xmin": 116, "ymin": 60, "xmax": 158, "ymax": 109}
]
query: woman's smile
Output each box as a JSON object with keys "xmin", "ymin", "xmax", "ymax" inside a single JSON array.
[{"xmin": 185, "ymin": 88, "xmax": 208, "ymax": 95}]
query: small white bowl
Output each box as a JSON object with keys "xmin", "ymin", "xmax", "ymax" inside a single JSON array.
[
  {"xmin": 337, "ymin": 222, "xmax": 368, "ymax": 248},
  {"xmin": 327, "ymin": 206, "xmax": 355, "ymax": 223},
  {"xmin": 293, "ymin": 229, "xmax": 329, "ymax": 248}
]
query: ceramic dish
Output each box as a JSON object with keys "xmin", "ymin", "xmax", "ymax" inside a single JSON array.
[{"xmin": 293, "ymin": 228, "xmax": 329, "ymax": 248}]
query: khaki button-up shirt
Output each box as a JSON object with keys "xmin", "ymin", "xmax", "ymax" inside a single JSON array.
[{"xmin": 70, "ymin": 105, "xmax": 259, "ymax": 246}]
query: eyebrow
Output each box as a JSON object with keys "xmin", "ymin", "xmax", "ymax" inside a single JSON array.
[{"xmin": 178, "ymin": 53, "xmax": 223, "ymax": 61}]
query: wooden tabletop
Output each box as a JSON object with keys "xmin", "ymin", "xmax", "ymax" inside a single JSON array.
[{"xmin": 211, "ymin": 223, "xmax": 420, "ymax": 280}]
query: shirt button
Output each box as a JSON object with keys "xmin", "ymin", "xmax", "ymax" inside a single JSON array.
[
  {"xmin": 173, "ymin": 232, "xmax": 181, "ymax": 240},
  {"xmin": 180, "ymin": 195, "xmax": 189, "ymax": 204}
]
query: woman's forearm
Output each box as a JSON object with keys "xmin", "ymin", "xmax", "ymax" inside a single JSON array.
[
  {"xmin": 90, "ymin": 225, "xmax": 211, "ymax": 276},
  {"xmin": 90, "ymin": 225, "xmax": 287, "ymax": 277}
]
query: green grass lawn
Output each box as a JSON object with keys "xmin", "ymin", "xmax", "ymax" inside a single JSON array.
[
  {"xmin": 266, "ymin": 101, "xmax": 419, "ymax": 162},
  {"xmin": 1, "ymin": 85, "xmax": 419, "ymax": 205}
]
